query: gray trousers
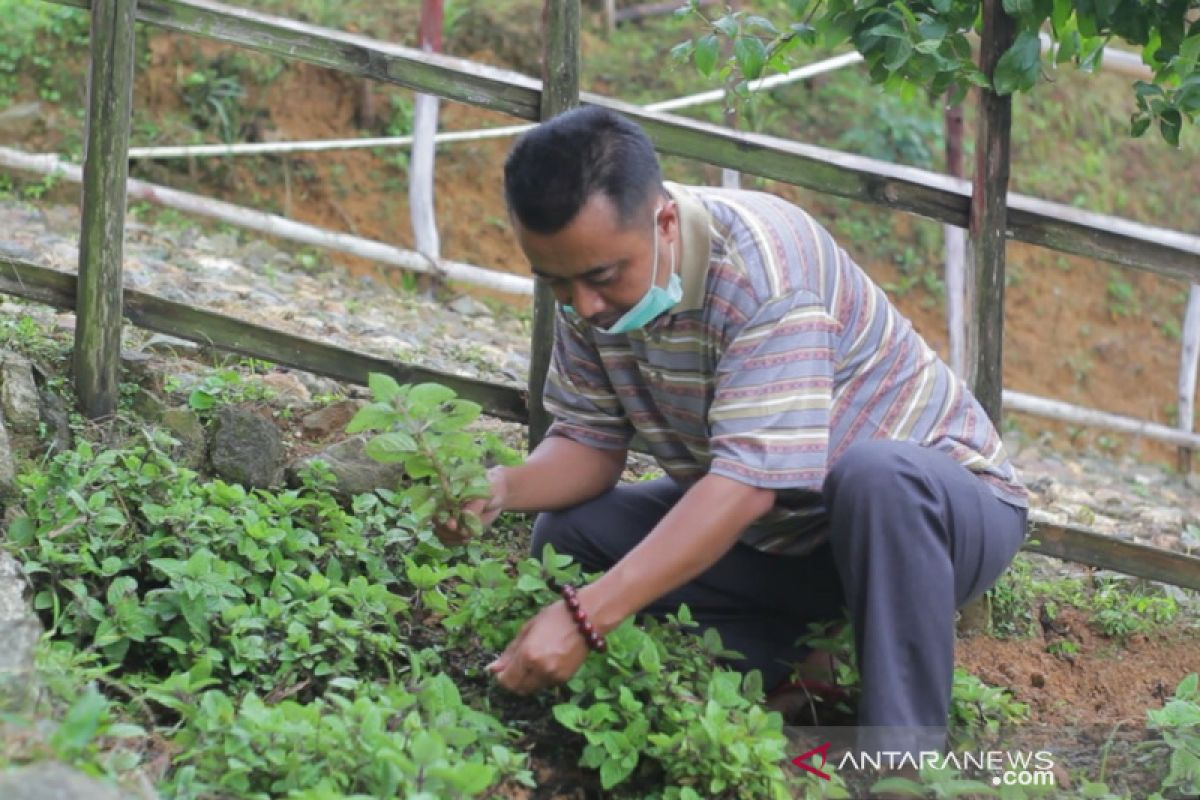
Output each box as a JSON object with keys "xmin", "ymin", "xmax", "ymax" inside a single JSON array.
[{"xmin": 530, "ymin": 440, "xmax": 1026, "ymax": 738}]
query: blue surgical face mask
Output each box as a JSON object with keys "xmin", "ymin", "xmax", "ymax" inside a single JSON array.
[{"xmin": 563, "ymin": 205, "xmax": 680, "ymax": 334}]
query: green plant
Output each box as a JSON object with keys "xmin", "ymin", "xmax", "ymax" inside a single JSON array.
[
  {"xmin": 1105, "ymin": 275, "xmax": 1139, "ymax": 319},
  {"xmin": 0, "ymin": 312, "xmax": 67, "ymax": 362},
  {"xmin": 1046, "ymin": 639, "xmax": 1080, "ymax": 659},
  {"xmin": 0, "ymin": 1, "xmax": 89, "ymax": 107},
  {"xmin": 345, "ymin": 374, "xmax": 519, "ymax": 536},
  {"xmin": 674, "ymin": 0, "xmax": 1200, "ymax": 144},
  {"xmin": 838, "ymin": 91, "xmax": 942, "ymax": 167},
  {"xmin": 1088, "ymin": 578, "xmax": 1178, "ymax": 640},
  {"xmin": 950, "ymin": 669, "xmax": 1029, "ymax": 734},
  {"xmin": 165, "ymin": 368, "xmax": 276, "ymax": 413},
  {"xmin": 181, "ymin": 63, "xmax": 246, "ymax": 143},
  {"xmin": 2, "ymin": 425, "xmax": 536, "ymax": 795},
  {"xmin": 554, "ymin": 608, "xmax": 798, "ymax": 799},
  {"xmin": 986, "ymin": 557, "xmax": 1039, "ymax": 638},
  {"xmin": 1146, "ymin": 673, "xmax": 1200, "ymax": 797},
  {"xmin": 166, "ymin": 677, "xmax": 528, "ymax": 799}
]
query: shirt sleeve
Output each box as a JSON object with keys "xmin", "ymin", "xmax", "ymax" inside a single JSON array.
[
  {"xmin": 542, "ymin": 310, "xmax": 636, "ymax": 451},
  {"xmin": 707, "ymin": 289, "xmax": 837, "ymax": 490}
]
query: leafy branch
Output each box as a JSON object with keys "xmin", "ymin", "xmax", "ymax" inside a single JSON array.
[{"xmin": 673, "ymin": 0, "xmax": 1199, "ymax": 144}]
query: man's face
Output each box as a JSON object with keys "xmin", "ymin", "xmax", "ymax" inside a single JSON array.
[{"xmin": 514, "ymin": 192, "xmax": 677, "ymax": 330}]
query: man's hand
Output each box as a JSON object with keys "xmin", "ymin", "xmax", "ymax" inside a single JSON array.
[
  {"xmin": 433, "ymin": 466, "xmax": 507, "ymax": 546},
  {"xmin": 487, "ymin": 599, "xmax": 590, "ymax": 694}
]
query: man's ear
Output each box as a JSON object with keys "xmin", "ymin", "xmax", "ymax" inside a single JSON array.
[{"xmin": 658, "ymin": 197, "xmax": 679, "ymax": 237}]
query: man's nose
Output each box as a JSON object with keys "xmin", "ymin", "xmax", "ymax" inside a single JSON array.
[{"xmin": 572, "ymin": 283, "xmax": 607, "ymax": 316}]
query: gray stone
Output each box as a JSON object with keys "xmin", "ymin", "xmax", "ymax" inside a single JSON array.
[
  {"xmin": 0, "ymin": 101, "xmax": 45, "ymax": 137},
  {"xmin": 257, "ymin": 372, "xmax": 311, "ymax": 406},
  {"xmin": 301, "ymin": 399, "xmax": 366, "ymax": 439},
  {"xmin": 1138, "ymin": 505, "xmax": 1185, "ymax": 531},
  {"xmin": 159, "ymin": 407, "xmax": 207, "ymax": 472},
  {"xmin": 120, "ymin": 350, "xmax": 155, "ymax": 382},
  {"xmin": 37, "ymin": 388, "xmax": 72, "ymax": 457},
  {"xmin": 239, "ymin": 239, "xmax": 280, "ymax": 269},
  {"xmin": 130, "ymin": 388, "xmax": 167, "ymax": 422},
  {"xmin": 448, "ymin": 295, "xmax": 491, "ymax": 317},
  {"xmin": 286, "ymin": 435, "xmax": 405, "ymax": 497},
  {"xmin": 0, "ymin": 352, "xmax": 41, "ymax": 435},
  {"xmin": 0, "ymin": 762, "xmax": 127, "ymax": 800},
  {"xmin": 0, "ymin": 551, "xmax": 41, "ymax": 712},
  {"xmin": 210, "ymin": 407, "xmax": 284, "ymax": 489},
  {"xmin": 140, "ymin": 334, "xmax": 201, "ymax": 356},
  {"xmin": 0, "ymin": 417, "xmax": 15, "ymax": 501},
  {"xmin": 0, "ymin": 241, "xmax": 36, "ymax": 262},
  {"xmin": 294, "ymin": 372, "xmax": 343, "ymax": 399}
]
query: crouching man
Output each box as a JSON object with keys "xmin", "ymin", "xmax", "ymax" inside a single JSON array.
[{"xmin": 444, "ymin": 106, "xmax": 1027, "ymax": 762}]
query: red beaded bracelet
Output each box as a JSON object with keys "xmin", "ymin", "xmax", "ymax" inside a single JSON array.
[{"xmin": 558, "ymin": 583, "xmax": 608, "ymax": 653}]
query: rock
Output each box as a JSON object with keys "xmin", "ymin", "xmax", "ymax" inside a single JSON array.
[
  {"xmin": 159, "ymin": 407, "xmax": 207, "ymax": 471},
  {"xmin": 294, "ymin": 372, "xmax": 343, "ymax": 399},
  {"xmin": 0, "ymin": 418, "xmax": 15, "ymax": 501},
  {"xmin": 209, "ymin": 407, "xmax": 284, "ymax": 489},
  {"xmin": 120, "ymin": 350, "xmax": 157, "ymax": 384},
  {"xmin": 301, "ymin": 399, "xmax": 366, "ymax": 439},
  {"xmin": 0, "ymin": 762, "xmax": 127, "ymax": 800},
  {"xmin": 448, "ymin": 295, "xmax": 491, "ymax": 317},
  {"xmin": 54, "ymin": 312, "xmax": 76, "ymax": 334},
  {"xmin": 1138, "ymin": 506, "xmax": 1184, "ymax": 532},
  {"xmin": 0, "ymin": 242, "xmax": 36, "ymax": 262},
  {"xmin": 0, "ymin": 352, "xmax": 41, "ymax": 435},
  {"xmin": 140, "ymin": 334, "xmax": 201, "ymax": 356},
  {"xmin": 130, "ymin": 388, "xmax": 167, "ymax": 422},
  {"xmin": 240, "ymin": 239, "xmax": 281, "ymax": 269},
  {"xmin": 37, "ymin": 388, "xmax": 72, "ymax": 457},
  {"xmin": 195, "ymin": 232, "xmax": 240, "ymax": 258},
  {"xmin": 0, "ymin": 101, "xmax": 45, "ymax": 138},
  {"xmin": 258, "ymin": 372, "xmax": 311, "ymax": 406},
  {"xmin": 0, "ymin": 551, "xmax": 41, "ymax": 712},
  {"xmin": 286, "ymin": 435, "xmax": 405, "ymax": 497}
]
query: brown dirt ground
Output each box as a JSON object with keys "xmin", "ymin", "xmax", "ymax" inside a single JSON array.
[{"xmin": 958, "ymin": 609, "xmax": 1200, "ymax": 730}]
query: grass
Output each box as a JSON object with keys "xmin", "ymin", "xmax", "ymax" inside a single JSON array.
[{"xmin": 986, "ymin": 553, "xmax": 1194, "ymax": 643}]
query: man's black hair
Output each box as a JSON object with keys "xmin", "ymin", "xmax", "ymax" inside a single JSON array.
[{"xmin": 503, "ymin": 105, "xmax": 662, "ymax": 234}]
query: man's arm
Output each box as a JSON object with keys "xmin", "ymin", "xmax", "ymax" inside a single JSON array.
[
  {"xmin": 497, "ymin": 436, "xmax": 627, "ymax": 512},
  {"xmin": 578, "ymin": 472, "xmax": 775, "ymax": 634},
  {"xmin": 486, "ymin": 471, "xmax": 774, "ymax": 694}
]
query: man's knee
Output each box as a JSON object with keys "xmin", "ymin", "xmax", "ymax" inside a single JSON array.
[{"xmin": 529, "ymin": 509, "xmax": 579, "ymax": 559}]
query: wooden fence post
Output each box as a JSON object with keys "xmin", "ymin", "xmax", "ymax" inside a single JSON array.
[
  {"xmin": 965, "ymin": 0, "xmax": 1015, "ymax": 424},
  {"xmin": 958, "ymin": 0, "xmax": 1014, "ymax": 637},
  {"xmin": 527, "ymin": 0, "xmax": 581, "ymax": 450},
  {"xmin": 76, "ymin": 0, "xmax": 138, "ymax": 419},
  {"xmin": 1178, "ymin": 284, "xmax": 1200, "ymax": 473}
]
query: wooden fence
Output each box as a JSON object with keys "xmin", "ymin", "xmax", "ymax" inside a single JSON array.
[{"xmin": 5, "ymin": 0, "xmax": 1198, "ymax": 590}]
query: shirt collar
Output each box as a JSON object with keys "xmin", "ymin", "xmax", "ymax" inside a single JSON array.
[{"xmin": 663, "ymin": 181, "xmax": 712, "ymax": 313}]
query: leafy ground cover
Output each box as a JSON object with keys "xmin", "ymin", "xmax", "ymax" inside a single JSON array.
[{"xmin": 0, "ymin": 338, "xmax": 1195, "ymax": 797}]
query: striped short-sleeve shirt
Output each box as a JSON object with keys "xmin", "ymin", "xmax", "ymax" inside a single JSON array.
[{"xmin": 543, "ymin": 182, "xmax": 1027, "ymax": 555}]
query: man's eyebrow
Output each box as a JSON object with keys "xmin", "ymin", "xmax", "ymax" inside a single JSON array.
[{"xmin": 532, "ymin": 262, "xmax": 619, "ymax": 281}]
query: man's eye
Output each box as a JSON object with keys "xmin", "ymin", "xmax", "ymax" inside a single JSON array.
[{"xmin": 587, "ymin": 269, "xmax": 617, "ymax": 286}]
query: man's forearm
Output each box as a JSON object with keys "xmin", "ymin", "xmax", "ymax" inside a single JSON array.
[
  {"xmin": 498, "ymin": 436, "xmax": 627, "ymax": 512},
  {"xmin": 577, "ymin": 473, "xmax": 775, "ymax": 634}
]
